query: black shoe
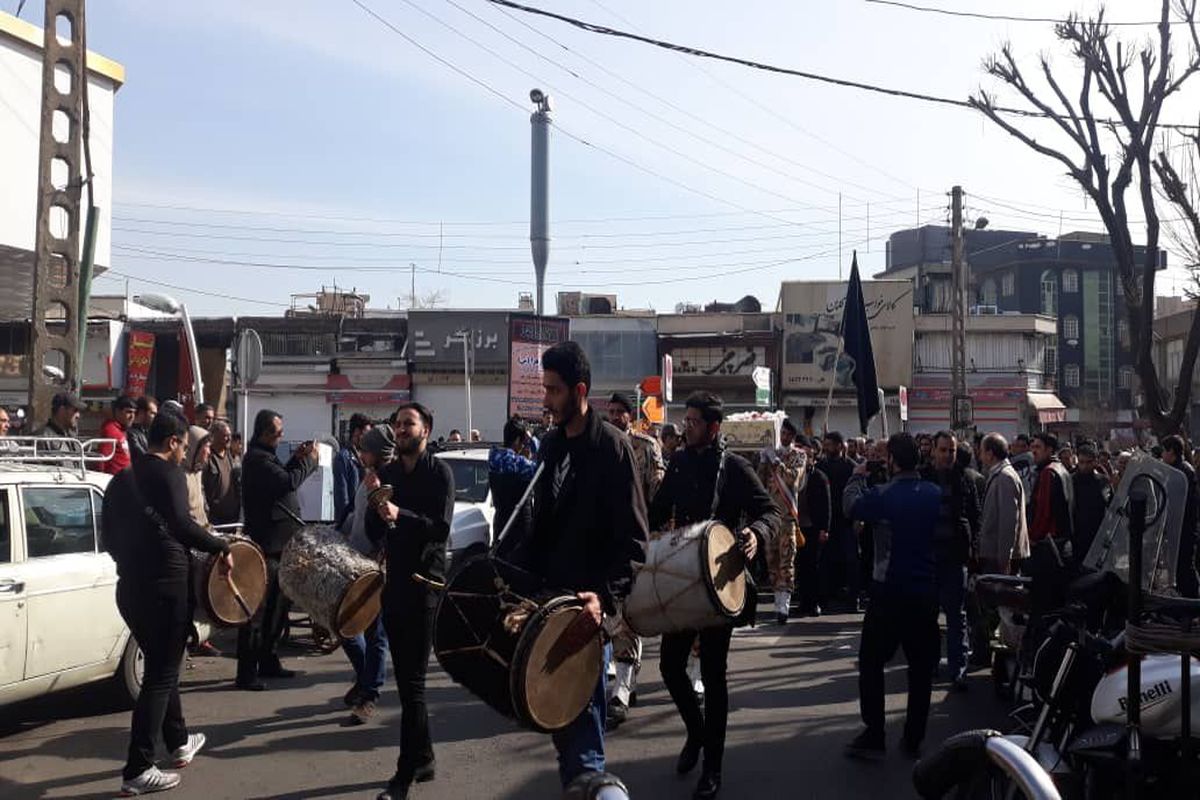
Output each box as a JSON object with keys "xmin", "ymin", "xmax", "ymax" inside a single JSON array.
[
  {"xmin": 694, "ymin": 691, "xmax": 705, "ymax": 710},
  {"xmin": 412, "ymin": 761, "xmax": 436, "ymax": 783},
  {"xmin": 235, "ymin": 678, "xmax": 265, "ymax": 692},
  {"xmin": 259, "ymin": 666, "xmax": 297, "ymax": 679},
  {"xmin": 900, "ymin": 735, "xmax": 922, "ymax": 760},
  {"xmin": 676, "ymin": 739, "xmax": 703, "ymax": 775},
  {"xmin": 605, "ymin": 699, "xmax": 629, "ymax": 732},
  {"xmin": 808, "ymin": 605, "xmax": 823, "ymax": 618},
  {"xmin": 376, "ymin": 773, "xmax": 411, "ymax": 800},
  {"xmin": 693, "ymin": 769, "xmax": 721, "ymax": 799},
  {"xmin": 844, "ymin": 728, "xmax": 885, "ymax": 761},
  {"xmin": 776, "ymin": 613, "xmax": 789, "ymax": 625},
  {"xmin": 629, "ymin": 691, "xmax": 638, "ymax": 707},
  {"xmin": 344, "ymin": 685, "xmax": 363, "ymax": 707},
  {"xmin": 951, "ymin": 675, "xmax": 969, "ymax": 693}
]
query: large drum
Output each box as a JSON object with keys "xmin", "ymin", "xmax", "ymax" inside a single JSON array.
[
  {"xmin": 191, "ymin": 537, "xmax": 268, "ymax": 628},
  {"xmin": 279, "ymin": 525, "xmax": 384, "ymax": 639},
  {"xmin": 434, "ymin": 555, "xmax": 602, "ymax": 734},
  {"xmin": 624, "ymin": 520, "xmax": 745, "ymax": 636}
]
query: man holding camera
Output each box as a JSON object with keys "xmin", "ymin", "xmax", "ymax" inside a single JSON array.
[{"xmin": 237, "ymin": 409, "xmax": 318, "ymax": 691}]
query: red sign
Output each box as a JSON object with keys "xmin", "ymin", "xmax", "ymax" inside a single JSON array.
[
  {"xmin": 125, "ymin": 331, "xmax": 155, "ymax": 398},
  {"xmin": 508, "ymin": 315, "xmax": 570, "ymax": 421},
  {"xmin": 176, "ymin": 330, "xmax": 195, "ymax": 420}
]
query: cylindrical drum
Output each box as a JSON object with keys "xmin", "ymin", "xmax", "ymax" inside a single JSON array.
[
  {"xmin": 279, "ymin": 525, "xmax": 384, "ymax": 639},
  {"xmin": 434, "ymin": 555, "xmax": 602, "ymax": 734},
  {"xmin": 624, "ymin": 520, "xmax": 745, "ymax": 636},
  {"xmin": 191, "ymin": 537, "xmax": 268, "ymax": 627}
]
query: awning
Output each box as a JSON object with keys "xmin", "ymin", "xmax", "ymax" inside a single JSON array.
[{"xmin": 1027, "ymin": 392, "xmax": 1067, "ymax": 424}]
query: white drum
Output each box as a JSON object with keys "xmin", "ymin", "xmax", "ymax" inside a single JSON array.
[
  {"xmin": 624, "ymin": 520, "xmax": 746, "ymax": 636},
  {"xmin": 279, "ymin": 525, "xmax": 384, "ymax": 639}
]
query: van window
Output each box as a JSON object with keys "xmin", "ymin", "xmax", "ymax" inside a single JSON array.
[
  {"xmin": 23, "ymin": 486, "xmax": 98, "ymax": 558},
  {"xmin": 0, "ymin": 492, "xmax": 9, "ymax": 563}
]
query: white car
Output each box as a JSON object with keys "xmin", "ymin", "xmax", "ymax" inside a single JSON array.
[
  {"xmin": 435, "ymin": 447, "xmax": 494, "ymax": 568},
  {"xmin": 0, "ymin": 445, "xmax": 144, "ymax": 708}
]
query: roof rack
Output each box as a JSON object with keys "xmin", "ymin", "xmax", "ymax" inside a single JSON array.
[{"xmin": 0, "ymin": 436, "xmax": 117, "ymax": 479}]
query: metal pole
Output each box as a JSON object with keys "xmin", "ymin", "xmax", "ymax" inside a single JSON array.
[
  {"xmin": 1127, "ymin": 491, "xmax": 1147, "ymax": 800},
  {"xmin": 950, "ymin": 186, "xmax": 968, "ymax": 436},
  {"xmin": 179, "ymin": 303, "xmax": 204, "ymax": 404},
  {"xmin": 530, "ymin": 90, "xmax": 551, "ymax": 317},
  {"xmin": 461, "ymin": 333, "xmax": 473, "ymax": 437}
]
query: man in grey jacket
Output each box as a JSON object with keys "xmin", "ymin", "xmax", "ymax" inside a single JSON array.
[{"xmin": 977, "ymin": 433, "xmax": 1029, "ymax": 575}]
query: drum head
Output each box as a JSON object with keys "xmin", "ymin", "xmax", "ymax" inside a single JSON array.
[
  {"xmin": 514, "ymin": 602, "xmax": 602, "ymax": 733},
  {"xmin": 206, "ymin": 539, "xmax": 268, "ymax": 626},
  {"xmin": 702, "ymin": 523, "xmax": 746, "ymax": 617},
  {"xmin": 336, "ymin": 571, "xmax": 384, "ymax": 638}
]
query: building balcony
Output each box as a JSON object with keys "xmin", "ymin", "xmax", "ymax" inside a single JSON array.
[{"xmin": 914, "ymin": 311, "xmax": 1058, "ymax": 335}]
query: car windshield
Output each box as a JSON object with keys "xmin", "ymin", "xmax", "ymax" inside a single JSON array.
[{"xmin": 443, "ymin": 458, "xmax": 490, "ymax": 504}]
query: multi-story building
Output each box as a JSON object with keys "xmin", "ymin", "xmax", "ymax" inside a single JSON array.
[
  {"xmin": 1153, "ymin": 296, "xmax": 1200, "ymax": 436},
  {"xmin": 883, "ymin": 225, "xmax": 1165, "ymax": 437}
]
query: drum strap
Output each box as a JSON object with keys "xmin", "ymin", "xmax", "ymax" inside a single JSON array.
[
  {"xmin": 490, "ymin": 461, "xmax": 546, "ymax": 557},
  {"xmin": 710, "ymin": 446, "xmax": 729, "ymax": 519}
]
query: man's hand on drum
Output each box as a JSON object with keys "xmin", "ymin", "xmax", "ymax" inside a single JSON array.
[
  {"xmin": 546, "ymin": 591, "xmax": 602, "ymax": 670},
  {"xmin": 739, "ymin": 527, "xmax": 758, "ymax": 561},
  {"xmin": 218, "ymin": 551, "xmax": 234, "ymax": 575},
  {"xmin": 378, "ymin": 501, "xmax": 400, "ymax": 524}
]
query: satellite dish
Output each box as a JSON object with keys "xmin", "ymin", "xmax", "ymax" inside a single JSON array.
[{"xmin": 236, "ymin": 329, "xmax": 263, "ymax": 388}]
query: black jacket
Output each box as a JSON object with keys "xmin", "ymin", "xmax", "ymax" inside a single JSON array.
[
  {"xmin": 516, "ymin": 408, "xmax": 648, "ymax": 615},
  {"xmin": 648, "ymin": 442, "xmax": 780, "ymax": 554},
  {"xmin": 800, "ymin": 466, "xmax": 832, "ymax": 534},
  {"xmin": 127, "ymin": 424, "xmax": 149, "ymax": 463},
  {"xmin": 102, "ymin": 459, "xmax": 229, "ymax": 596},
  {"xmin": 241, "ymin": 441, "xmax": 317, "ymax": 556},
  {"xmin": 1071, "ymin": 471, "xmax": 1111, "ymax": 558},
  {"xmin": 366, "ymin": 448, "xmax": 455, "ymax": 592},
  {"xmin": 919, "ymin": 464, "xmax": 982, "ymax": 565},
  {"xmin": 818, "ymin": 455, "xmax": 856, "ymax": 532}
]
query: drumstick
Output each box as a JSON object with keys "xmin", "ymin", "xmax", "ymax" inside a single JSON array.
[
  {"xmin": 493, "ymin": 462, "xmax": 545, "ymax": 550},
  {"xmin": 411, "ymin": 572, "xmax": 447, "ymax": 590},
  {"xmin": 223, "ymin": 570, "xmax": 255, "ymax": 619}
]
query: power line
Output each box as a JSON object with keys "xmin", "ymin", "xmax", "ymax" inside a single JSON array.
[
  {"xmin": 863, "ymin": 0, "xmax": 1184, "ymax": 27},
  {"xmin": 484, "ymin": 0, "xmax": 1200, "ymax": 132},
  {"xmin": 96, "ymin": 270, "xmax": 292, "ymax": 308}
]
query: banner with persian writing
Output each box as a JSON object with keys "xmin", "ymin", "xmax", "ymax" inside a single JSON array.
[{"xmin": 125, "ymin": 330, "xmax": 155, "ymax": 398}]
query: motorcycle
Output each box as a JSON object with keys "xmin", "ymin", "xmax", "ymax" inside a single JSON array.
[{"xmin": 915, "ymin": 458, "xmax": 1198, "ymax": 799}]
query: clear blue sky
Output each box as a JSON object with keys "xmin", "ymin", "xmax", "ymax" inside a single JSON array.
[{"xmin": 55, "ymin": 0, "xmax": 1199, "ymax": 315}]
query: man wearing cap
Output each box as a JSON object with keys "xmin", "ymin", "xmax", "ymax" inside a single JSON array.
[
  {"xmin": 38, "ymin": 392, "xmax": 85, "ymax": 460},
  {"xmin": 605, "ymin": 391, "xmax": 665, "ymax": 731}
]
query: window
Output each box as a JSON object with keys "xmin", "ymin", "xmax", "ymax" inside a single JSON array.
[
  {"xmin": 0, "ymin": 491, "xmax": 9, "ymax": 564},
  {"xmin": 1117, "ymin": 319, "xmax": 1130, "ymax": 349},
  {"xmin": 1063, "ymin": 315, "xmax": 1080, "ymax": 341},
  {"xmin": 1002, "ymin": 271, "xmax": 1015, "ymax": 297},
  {"xmin": 1118, "ymin": 366, "xmax": 1134, "ymax": 390},
  {"xmin": 1065, "ymin": 364, "xmax": 1082, "ymax": 387},
  {"xmin": 23, "ymin": 486, "xmax": 98, "ymax": 557},
  {"xmin": 1065, "ymin": 363, "xmax": 1081, "ymax": 388},
  {"xmin": 1044, "ymin": 336, "xmax": 1058, "ymax": 376},
  {"xmin": 1063, "ymin": 269, "xmax": 1079, "ymax": 293},
  {"xmin": 1040, "ymin": 270, "xmax": 1058, "ymax": 315},
  {"xmin": 440, "ymin": 457, "xmax": 490, "ymax": 504},
  {"xmin": 980, "ymin": 278, "xmax": 998, "ymax": 306}
]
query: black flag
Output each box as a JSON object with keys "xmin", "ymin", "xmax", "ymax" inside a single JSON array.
[{"xmin": 841, "ymin": 252, "xmax": 880, "ymax": 434}]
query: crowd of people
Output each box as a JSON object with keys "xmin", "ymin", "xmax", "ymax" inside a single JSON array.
[{"xmin": 13, "ymin": 350, "xmax": 1200, "ymax": 799}]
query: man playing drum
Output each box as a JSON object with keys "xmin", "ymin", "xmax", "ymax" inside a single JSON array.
[
  {"xmin": 508, "ymin": 341, "xmax": 648, "ymax": 789},
  {"xmin": 366, "ymin": 402, "xmax": 455, "ymax": 800},
  {"xmin": 604, "ymin": 391, "xmax": 664, "ymax": 731},
  {"xmin": 648, "ymin": 391, "xmax": 779, "ymax": 800}
]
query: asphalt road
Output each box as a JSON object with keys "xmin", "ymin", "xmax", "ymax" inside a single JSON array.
[{"xmin": 0, "ymin": 607, "xmax": 1007, "ymax": 799}]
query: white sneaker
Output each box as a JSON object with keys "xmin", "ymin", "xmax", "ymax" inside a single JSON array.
[
  {"xmin": 119, "ymin": 766, "xmax": 181, "ymax": 796},
  {"xmin": 170, "ymin": 733, "xmax": 206, "ymax": 768}
]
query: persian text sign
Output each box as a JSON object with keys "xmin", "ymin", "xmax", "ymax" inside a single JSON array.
[
  {"xmin": 780, "ymin": 280, "xmax": 913, "ymax": 391},
  {"xmin": 508, "ymin": 315, "xmax": 570, "ymax": 420},
  {"xmin": 671, "ymin": 346, "xmax": 766, "ymax": 378},
  {"xmin": 125, "ymin": 330, "xmax": 155, "ymax": 398}
]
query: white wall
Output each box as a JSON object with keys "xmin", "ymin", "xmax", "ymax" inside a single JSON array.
[
  {"xmin": 244, "ymin": 391, "xmax": 331, "ymax": 442},
  {"xmin": 413, "ymin": 384, "xmax": 507, "ymax": 442},
  {"xmin": 0, "ymin": 21, "xmax": 118, "ymax": 265}
]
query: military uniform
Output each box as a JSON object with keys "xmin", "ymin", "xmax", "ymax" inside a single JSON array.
[
  {"xmin": 607, "ymin": 428, "xmax": 664, "ymax": 725},
  {"xmin": 759, "ymin": 445, "xmax": 805, "ymax": 619}
]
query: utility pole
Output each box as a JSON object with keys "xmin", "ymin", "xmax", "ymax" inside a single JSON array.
[
  {"xmin": 529, "ymin": 89, "xmax": 552, "ymax": 317},
  {"xmin": 29, "ymin": 0, "xmax": 87, "ymax": 424},
  {"xmin": 950, "ymin": 185, "xmax": 971, "ymax": 435}
]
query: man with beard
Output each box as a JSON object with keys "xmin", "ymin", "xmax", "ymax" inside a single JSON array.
[
  {"xmin": 1071, "ymin": 443, "xmax": 1110, "ymax": 565},
  {"xmin": 818, "ymin": 432, "xmax": 859, "ymax": 611},
  {"xmin": 649, "ymin": 391, "xmax": 779, "ymax": 799},
  {"xmin": 793, "ymin": 435, "xmax": 832, "ymax": 617},
  {"xmin": 1025, "ymin": 432, "xmax": 1075, "ymax": 635},
  {"xmin": 366, "ymin": 403, "xmax": 455, "ymax": 800},
  {"xmin": 604, "ymin": 391, "xmax": 664, "ymax": 731},
  {"xmin": 126, "ymin": 396, "xmax": 157, "ymax": 464},
  {"xmin": 509, "ymin": 341, "xmax": 647, "ymax": 790}
]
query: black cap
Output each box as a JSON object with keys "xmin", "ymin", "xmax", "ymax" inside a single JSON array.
[
  {"xmin": 609, "ymin": 392, "xmax": 635, "ymax": 414},
  {"xmin": 661, "ymin": 422, "xmax": 680, "ymax": 437},
  {"xmin": 51, "ymin": 392, "xmax": 85, "ymax": 412}
]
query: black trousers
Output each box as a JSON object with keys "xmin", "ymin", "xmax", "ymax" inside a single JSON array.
[
  {"xmin": 116, "ymin": 582, "xmax": 191, "ymax": 779},
  {"xmin": 237, "ymin": 555, "xmax": 290, "ymax": 682},
  {"xmin": 795, "ymin": 527, "xmax": 823, "ymax": 611},
  {"xmin": 381, "ymin": 584, "xmax": 436, "ymax": 772},
  {"xmin": 857, "ymin": 585, "xmax": 939, "ymax": 743},
  {"xmin": 660, "ymin": 624, "xmax": 734, "ymax": 772}
]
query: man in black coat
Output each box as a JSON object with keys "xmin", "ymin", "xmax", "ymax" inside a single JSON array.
[
  {"xmin": 1071, "ymin": 443, "xmax": 1111, "ymax": 563},
  {"xmin": 506, "ymin": 342, "xmax": 648, "ymax": 791},
  {"xmin": 367, "ymin": 402, "xmax": 455, "ymax": 800},
  {"xmin": 818, "ymin": 431, "xmax": 859, "ymax": 610},
  {"xmin": 648, "ymin": 391, "xmax": 779, "ymax": 800},
  {"xmin": 236, "ymin": 409, "xmax": 317, "ymax": 691},
  {"xmin": 793, "ymin": 434, "xmax": 832, "ymax": 616},
  {"xmin": 1163, "ymin": 435, "xmax": 1200, "ymax": 598}
]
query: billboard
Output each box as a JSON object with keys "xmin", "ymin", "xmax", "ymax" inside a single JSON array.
[
  {"xmin": 408, "ymin": 310, "xmax": 510, "ymax": 367},
  {"xmin": 508, "ymin": 315, "xmax": 570, "ymax": 421},
  {"xmin": 780, "ymin": 280, "xmax": 913, "ymax": 391}
]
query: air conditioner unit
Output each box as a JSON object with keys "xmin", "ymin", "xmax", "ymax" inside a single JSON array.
[{"xmin": 971, "ymin": 305, "xmax": 999, "ymax": 315}]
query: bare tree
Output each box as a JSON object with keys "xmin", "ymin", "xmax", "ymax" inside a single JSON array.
[
  {"xmin": 404, "ymin": 288, "xmax": 448, "ymax": 309},
  {"xmin": 970, "ymin": 0, "xmax": 1200, "ymax": 436}
]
